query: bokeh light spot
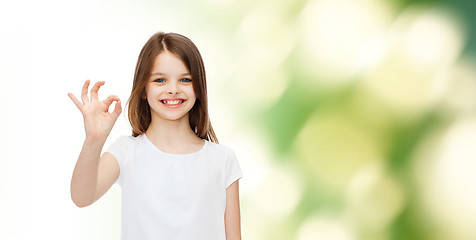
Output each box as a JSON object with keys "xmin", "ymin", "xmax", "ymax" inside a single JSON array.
[
  {"xmin": 297, "ymin": 214, "xmax": 354, "ymax": 240},
  {"xmin": 294, "ymin": 111, "xmax": 381, "ymax": 190},
  {"xmin": 300, "ymin": 0, "xmax": 393, "ymax": 83},
  {"xmin": 345, "ymin": 163, "xmax": 406, "ymax": 231}
]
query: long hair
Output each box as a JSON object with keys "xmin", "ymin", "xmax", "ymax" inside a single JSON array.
[{"xmin": 127, "ymin": 32, "xmax": 218, "ymax": 143}]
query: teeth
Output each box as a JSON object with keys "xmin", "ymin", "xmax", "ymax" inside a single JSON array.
[{"xmin": 162, "ymin": 100, "xmax": 183, "ymax": 105}]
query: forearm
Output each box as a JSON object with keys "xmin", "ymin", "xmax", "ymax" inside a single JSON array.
[
  {"xmin": 225, "ymin": 180, "xmax": 242, "ymax": 240},
  {"xmin": 70, "ymin": 138, "xmax": 105, "ymax": 207}
]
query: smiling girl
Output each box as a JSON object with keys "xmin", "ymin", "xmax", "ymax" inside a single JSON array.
[{"xmin": 68, "ymin": 32, "xmax": 243, "ymax": 240}]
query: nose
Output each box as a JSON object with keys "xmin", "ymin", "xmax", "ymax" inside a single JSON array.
[{"xmin": 167, "ymin": 82, "xmax": 179, "ymax": 95}]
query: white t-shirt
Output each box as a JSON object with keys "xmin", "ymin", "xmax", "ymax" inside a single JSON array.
[{"xmin": 105, "ymin": 134, "xmax": 243, "ymax": 240}]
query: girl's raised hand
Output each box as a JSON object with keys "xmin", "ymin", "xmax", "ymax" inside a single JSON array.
[{"xmin": 68, "ymin": 80, "xmax": 122, "ymax": 142}]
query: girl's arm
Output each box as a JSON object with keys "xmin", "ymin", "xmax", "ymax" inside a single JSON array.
[
  {"xmin": 68, "ymin": 80, "xmax": 122, "ymax": 207},
  {"xmin": 225, "ymin": 180, "xmax": 242, "ymax": 240},
  {"xmin": 70, "ymin": 140, "xmax": 120, "ymax": 207}
]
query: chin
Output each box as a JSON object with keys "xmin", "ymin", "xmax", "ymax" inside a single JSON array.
[{"xmin": 160, "ymin": 113, "xmax": 190, "ymax": 122}]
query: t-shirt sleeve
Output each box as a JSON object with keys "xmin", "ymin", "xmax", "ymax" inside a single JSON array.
[
  {"xmin": 104, "ymin": 136, "xmax": 131, "ymax": 186},
  {"xmin": 224, "ymin": 147, "xmax": 243, "ymax": 189}
]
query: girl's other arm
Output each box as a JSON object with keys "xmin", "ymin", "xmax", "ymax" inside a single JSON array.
[
  {"xmin": 68, "ymin": 80, "xmax": 122, "ymax": 207},
  {"xmin": 225, "ymin": 180, "xmax": 242, "ymax": 240}
]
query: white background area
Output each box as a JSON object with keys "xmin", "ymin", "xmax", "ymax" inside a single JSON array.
[{"xmin": 0, "ymin": 1, "xmax": 246, "ymax": 239}]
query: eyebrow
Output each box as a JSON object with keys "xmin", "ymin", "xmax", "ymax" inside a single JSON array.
[{"xmin": 150, "ymin": 72, "xmax": 191, "ymax": 76}]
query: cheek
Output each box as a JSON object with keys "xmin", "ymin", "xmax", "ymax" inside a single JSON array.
[
  {"xmin": 145, "ymin": 86, "xmax": 161, "ymax": 99},
  {"xmin": 187, "ymin": 86, "xmax": 197, "ymax": 100}
]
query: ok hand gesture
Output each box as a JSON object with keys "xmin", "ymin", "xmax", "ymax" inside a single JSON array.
[{"xmin": 68, "ymin": 80, "xmax": 122, "ymax": 142}]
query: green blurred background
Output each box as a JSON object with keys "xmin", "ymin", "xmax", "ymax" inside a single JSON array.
[
  {"xmin": 1, "ymin": 0, "xmax": 476, "ymax": 239},
  {"xmin": 197, "ymin": 0, "xmax": 476, "ymax": 239}
]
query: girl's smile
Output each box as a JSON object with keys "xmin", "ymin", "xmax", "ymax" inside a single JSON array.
[{"xmin": 160, "ymin": 98, "xmax": 186, "ymax": 108}]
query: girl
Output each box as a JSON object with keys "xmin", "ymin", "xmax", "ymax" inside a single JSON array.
[{"xmin": 68, "ymin": 32, "xmax": 243, "ymax": 240}]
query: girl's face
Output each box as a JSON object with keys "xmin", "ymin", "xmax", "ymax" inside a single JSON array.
[{"xmin": 145, "ymin": 51, "xmax": 196, "ymax": 123}]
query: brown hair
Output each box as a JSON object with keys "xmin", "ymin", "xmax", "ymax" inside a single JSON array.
[{"xmin": 127, "ymin": 32, "xmax": 218, "ymax": 143}]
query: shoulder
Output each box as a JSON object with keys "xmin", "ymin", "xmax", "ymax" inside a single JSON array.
[
  {"xmin": 105, "ymin": 135, "xmax": 142, "ymax": 162},
  {"xmin": 205, "ymin": 141, "xmax": 237, "ymax": 158}
]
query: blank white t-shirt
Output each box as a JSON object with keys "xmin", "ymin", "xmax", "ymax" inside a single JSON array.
[{"xmin": 105, "ymin": 134, "xmax": 243, "ymax": 240}]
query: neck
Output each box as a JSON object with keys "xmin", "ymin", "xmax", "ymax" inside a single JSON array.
[{"xmin": 145, "ymin": 114, "xmax": 200, "ymax": 145}]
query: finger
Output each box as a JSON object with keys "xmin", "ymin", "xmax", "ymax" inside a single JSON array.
[
  {"xmin": 68, "ymin": 92, "xmax": 84, "ymax": 112},
  {"xmin": 111, "ymin": 100, "xmax": 122, "ymax": 120},
  {"xmin": 103, "ymin": 95, "xmax": 120, "ymax": 108},
  {"xmin": 90, "ymin": 81, "xmax": 105, "ymax": 101},
  {"xmin": 81, "ymin": 80, "xmax": 90, "ymax": 103}
]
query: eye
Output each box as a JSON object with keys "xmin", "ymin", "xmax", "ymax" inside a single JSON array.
[
  {"xmin": 154, "ymin": 78, "xmax": 165, "ymax": 83},
  {"xmin": 181, "ymin": 78, "xmax": 192, "ymax": 83}
]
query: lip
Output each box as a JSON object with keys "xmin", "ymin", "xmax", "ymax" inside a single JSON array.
[{"xmin": 160, "ymin": 98, "xmax": 186, "ymax": 108}]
